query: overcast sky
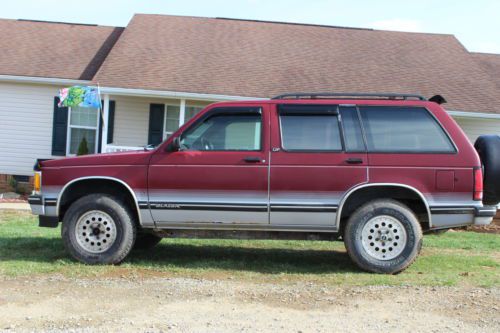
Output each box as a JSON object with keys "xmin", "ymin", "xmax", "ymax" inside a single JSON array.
[{"xmin": 2, "ymin": 0, "xmax": 499, "ymax": 53}]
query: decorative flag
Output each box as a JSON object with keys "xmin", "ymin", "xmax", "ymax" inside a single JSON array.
[{"xmin": 58, "ymin": 86, "xmax": 101, "ymax": 108}]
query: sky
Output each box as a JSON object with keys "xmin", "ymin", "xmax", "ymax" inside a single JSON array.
[{"xmin": 1, "ymin": 0, "xmax": 499, "ymax": 53}]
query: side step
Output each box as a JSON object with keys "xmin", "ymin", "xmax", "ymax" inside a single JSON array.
[{"xmin": 154, "ymin": 229, "xmax": 339, "ymax": 241}]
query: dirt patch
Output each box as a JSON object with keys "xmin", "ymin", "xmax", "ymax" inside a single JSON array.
[{"xmin": 0, "ymin": 276, "xmax": 498, "ymax": 332}]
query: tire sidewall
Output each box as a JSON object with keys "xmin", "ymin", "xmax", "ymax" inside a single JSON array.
[
  {"xmin": 62, "ymin": 195, "xmax": 135, "ymax": 264},
  {"xmin": 346, "ymin": 202, "xmax": 422, "ymax": 274}
]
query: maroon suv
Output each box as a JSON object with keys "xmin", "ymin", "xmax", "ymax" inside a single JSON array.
[{"xmin": 29, "ymin": 93, "xmax": 499, "ymax": 273}]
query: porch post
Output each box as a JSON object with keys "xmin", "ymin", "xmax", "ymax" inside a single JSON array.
[
  {"xmin": 179, "ymin": 98, "xmax": 186, "ymax": 126},
  {"xmin": 101, "ymin": 94, "xmax": 110, "ymax": 153}
]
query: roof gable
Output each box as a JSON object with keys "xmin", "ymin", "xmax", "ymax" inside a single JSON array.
[{"xmin": 0, "ymin": 19, "xmax": 123, "ymax": 80}]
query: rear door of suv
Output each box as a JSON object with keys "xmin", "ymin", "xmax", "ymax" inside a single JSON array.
[{"xmin": 269, "ymin": 103, "xmax": 368, "ymax": 227}]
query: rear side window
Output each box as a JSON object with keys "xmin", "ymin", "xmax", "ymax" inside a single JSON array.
[
  {"xmin": 359, "ymin": 106, "xmax": 455, "ymax": 153},
  {"xmin": 279, "ymin": 105, "xmax": 342, "ymax": 151}
]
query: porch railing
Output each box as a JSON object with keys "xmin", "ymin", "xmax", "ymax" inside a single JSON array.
[{"xmin": 105, "ymin": 145, "xmax": 144, "ymax": 153}]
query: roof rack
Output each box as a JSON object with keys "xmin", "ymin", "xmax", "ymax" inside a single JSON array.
[{"xmin": 271, "ymin": 92, "xmax": 427, "ymax": 101}]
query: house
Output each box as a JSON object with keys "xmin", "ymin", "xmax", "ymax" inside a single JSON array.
[{"xmin": 0, "ymin": 14, "xmax": 499, "ymax": 191}]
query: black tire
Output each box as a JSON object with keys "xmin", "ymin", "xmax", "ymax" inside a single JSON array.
[
  {"xmin": 474, "ymin": 135, "xmax": 500, "ymax": 206},
  {"xmin": 133, "ymin": 232, "xmax": 162, "ymax": 250},
  {"xmin": 344, "ymin": 199, "xmax": 423, "ymax": 274},
  {"xmin": 61, "ymin": 194, "xmax": 137, "ymax": 264}
]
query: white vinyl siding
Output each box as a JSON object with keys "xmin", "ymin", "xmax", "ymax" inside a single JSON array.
[
  {"xmin": 452, "ymin": 116, "xmax": 500, "ymax": 143},
  {"xmin": 0, "ymin": 82, "xmax": 64, "ymax": 176},
  {"xmin": 111, "ymin": 96, "xmax": 209, "ymax": 147}
]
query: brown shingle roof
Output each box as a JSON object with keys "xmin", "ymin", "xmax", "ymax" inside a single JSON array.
[
  {"xmin": 94, "ymin": 14, "xmax": 500, "ymax": 114},
  {"xmin": 0, "ymin": 19, "xmax": 123, "ymax": 80},
  {"xmin": 472, "ymin": 52, "xmax": 500, "ymax": 89}
]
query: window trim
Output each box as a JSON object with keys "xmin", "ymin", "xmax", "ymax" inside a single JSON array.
[
  {"xmin": 178, "ymin": 106, "xmax": 264, "ymax": 152},
  {"xmin": 66, "ymin": 106, "xmax": 100, "ymax": 156},
  {"xmin": 278, "ymin": 104, "xmax": 345, "ymax": 153},
  {"xmin": 357, "ymin": 105, "xmax": 458, "ymax": 154},
  {"xmin": 163, "ymin": 104, "xmax": 180, "ymax": 140}
]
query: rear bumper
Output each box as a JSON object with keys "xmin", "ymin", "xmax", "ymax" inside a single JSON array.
[{"xmin": 473, "ymin": 206, "xmax": 497, "ymax": 225}]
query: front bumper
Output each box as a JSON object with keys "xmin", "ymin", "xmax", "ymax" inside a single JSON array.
[
  {"xmin": 28, "ymin": 195, "xmax": 60, "ymax": 228},
  {"xmin": 28, "ymin": 194, "xmax": 44, "ymax": 215},
  {"xmin": 473, "ymin": 206, "xmax": 497, "ymax": 225}
]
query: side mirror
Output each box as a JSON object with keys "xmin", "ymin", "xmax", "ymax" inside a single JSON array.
[{"xmin": 167, "ymin": 137, "xmax": 181, "ymax": 152}]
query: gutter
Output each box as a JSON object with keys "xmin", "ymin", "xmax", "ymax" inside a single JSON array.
[
  {"xmin": 98, "ymin": 86, "xmax": 267, "ymax": 102},
  {"xmin": 447, "ymin": 110, "xmax": 500, "ymax": 120},
  {"xmin": 0, "ymin": 75, "xmax": 90, "ymax": 86}
]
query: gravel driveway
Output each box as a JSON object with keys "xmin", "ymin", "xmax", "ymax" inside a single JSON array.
[{"xmin": 0, "ymin": 276, "xmax": 498, "ymax": 332}]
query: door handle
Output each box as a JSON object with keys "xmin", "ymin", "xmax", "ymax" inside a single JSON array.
[
  {"xmin": 345, "ymin": 158, "xmax": 363, "ymax": 164},
  {"xmin": 243, "ymin": 156, "xmax": 261, "ymax": 163}
]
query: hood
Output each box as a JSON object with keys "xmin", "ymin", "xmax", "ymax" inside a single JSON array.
[{"xmin": 39, "ymin": 150, "xmax": 153, "ymax": 168}]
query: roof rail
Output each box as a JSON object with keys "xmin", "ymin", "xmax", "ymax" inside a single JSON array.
[{"xmin": 271, "ymin": 92, "xmax": 427, "ymax": 101}]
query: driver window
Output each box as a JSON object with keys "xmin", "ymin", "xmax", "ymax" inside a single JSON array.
[{"xmin": 180, "ymin": 108, "xmax": 262, "ymax": 151}]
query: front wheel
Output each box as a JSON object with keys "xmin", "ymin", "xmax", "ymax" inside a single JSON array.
[
  {"xmin": 62, "ymin": 194, "xmax": 137, "ymax": 264},
  {"xmin": 344, "ymin": 199, "xmax": 423, "ymax": 274}
]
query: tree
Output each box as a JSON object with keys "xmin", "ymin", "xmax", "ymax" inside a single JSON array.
[{"xmin": 77, "ymin": 137, "xmax": 89, "ymax": 156}]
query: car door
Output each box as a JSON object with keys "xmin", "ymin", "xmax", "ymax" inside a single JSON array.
[
  {"xmin": 148, "ymin": 105, "xmax": 270, "ymax": 226},
  {"xmin": 269, "ymin": 103, "xmax": 368, "ymax": 227}
]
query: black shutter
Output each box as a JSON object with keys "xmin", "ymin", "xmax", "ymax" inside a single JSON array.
[
  {"xmin": 97, "ymin": 100, "xmax": 116, "ymax": 153},
  {"xmin": 107, "ymin": 101, "xmax": 115, "ymax": 144},
  {"xmin": 148, "ymin": 104, "xmax": 165, "ymax": 146},
  {"xmin": 51, "ymin": 97, "xmax": 68, "ymax": 156}
]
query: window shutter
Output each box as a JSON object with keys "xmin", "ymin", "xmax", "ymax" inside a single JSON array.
[
  {"xmin": 51, "ymin": 97, "xmax": 68, "ymax": 156},
  {"xmin": 107, "ymin": 101, "xmax": 115, "ymax": 144},
  {"xmin": 97, "ymin": 100, "xmax": 116, "ymax": 153},
  {"xmin": 148, "ymin": 104, "xmax": 165, "ymax": 146}
]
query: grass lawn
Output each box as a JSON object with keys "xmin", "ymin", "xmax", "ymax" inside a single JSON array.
[{"xmin": 0, "ymin": 210, "xmax": 498, "ymax": 287}]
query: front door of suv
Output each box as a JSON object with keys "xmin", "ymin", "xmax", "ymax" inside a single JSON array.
[
  {"xmin": 148, "ymin": 105, "xmax": 269, "ymax": 226},
  {"xmin": 269, "ymin": 104, "xmax": 368, "ymax": 227}
]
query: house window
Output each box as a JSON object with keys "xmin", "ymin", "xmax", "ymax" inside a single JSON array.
[
  {"xmin": 67, "ymin": 105, "xmax": 99, "ymax": 155},
  {"xmin": 163, "ymin": 105, "xmax": 205, "ymax": 140},
  {"xmin": 185, "ymin": 105, "xmax": 204, "ymax": 122},
  {"xmin": 164, "ymin": 105, "xmax": 180, "ymax": 139}
]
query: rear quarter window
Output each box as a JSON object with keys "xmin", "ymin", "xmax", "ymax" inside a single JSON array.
[{"xmin": 359, "ymin": 106, "xmax": 455, "ymax": 153}]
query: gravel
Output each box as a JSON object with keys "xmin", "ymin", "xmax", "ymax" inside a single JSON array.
[{"xmin": 0, "ymin": 275, "xmax": 498, "ymax": 332}]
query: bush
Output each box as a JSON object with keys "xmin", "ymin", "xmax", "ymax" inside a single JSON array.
[{"xmin": 77, "ymin": 137, "xmax": 90, "ymax": 156}]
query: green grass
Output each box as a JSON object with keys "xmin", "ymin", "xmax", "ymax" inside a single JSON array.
[{"xmin": 1, "ymin": 210, "xmax": 499, "ymax": 287}]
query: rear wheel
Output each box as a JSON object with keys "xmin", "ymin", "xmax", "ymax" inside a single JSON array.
[
  {"xmin": 344, "ymin": 199, "xmax": 422, "ymax": 274},
  {"xmin": 62, "ymin": 194, "xmax": 136, "ymax": 264}
]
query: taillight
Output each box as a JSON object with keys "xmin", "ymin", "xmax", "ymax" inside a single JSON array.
[{"xmin": 473, "ymin": 167, "xmax": 483, "ymax": 201}]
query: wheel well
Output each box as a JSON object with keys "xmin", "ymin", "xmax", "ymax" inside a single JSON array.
[
  {"xmin": 338, "ymin": 186, "xmax": 430, "ymax": 232},
  {"xmin": 58, "ymin": 179, "xmax": 140, "ymax": 225}
]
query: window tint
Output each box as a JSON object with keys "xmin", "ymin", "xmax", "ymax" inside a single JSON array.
[
  {"xmin": 279, "ymin": 105, "xmax": 342, "ymax": 151},
  {"xmin": 180, "ymin": 108, "xmax": 261, "ymax": 151},
  {"xmin": 340, "ymin": 107, "xmax": 365, "ymax": 152},
  {"xmin": 359, "ymin": 106, "xmax": 455, "ymax": 153}
]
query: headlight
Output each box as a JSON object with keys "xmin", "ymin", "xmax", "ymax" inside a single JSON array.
[{"xmin": 33, "ymin": 171, "xmax": 42, "ymax": 194}]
